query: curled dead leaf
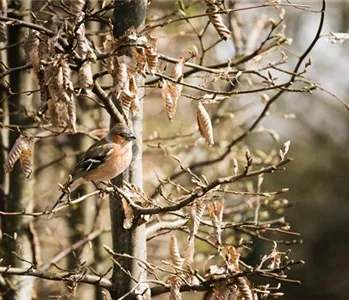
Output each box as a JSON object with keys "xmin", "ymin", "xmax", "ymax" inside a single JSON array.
[
  {"xmin": 4, "ymin": 135, "xmax": 35, "ymax": 178},
  {"xmin": 197, "ymin": 102, "xmax": 214, "ymax": 145}
]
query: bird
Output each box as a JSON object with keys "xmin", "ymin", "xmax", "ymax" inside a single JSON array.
[{"xmin": 50, "ymin": 123, "xmax": 136, "ymax": 212}]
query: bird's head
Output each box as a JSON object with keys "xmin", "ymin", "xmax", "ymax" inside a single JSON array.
[{"xmin": 107, "ymin": 123, "xmax": 136, "ymax": 144}]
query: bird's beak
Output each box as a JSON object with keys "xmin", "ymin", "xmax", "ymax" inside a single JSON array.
[{"xmin": 126, "ymin": 134, "xmax": 136, "ymax": 141}]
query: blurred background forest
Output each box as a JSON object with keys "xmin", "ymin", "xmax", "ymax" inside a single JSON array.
[
  {"xmin": 146, "ymin": 1, "xmax": 349, "ymax": 299},
  {"xmin": 0, "ymin": 0, "xmax": 348, "ymax": 299}
]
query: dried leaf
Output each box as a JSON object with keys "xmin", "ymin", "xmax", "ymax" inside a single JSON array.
[
  {"xmin": 185, "ymin": 201, "xmax": 206, "ymax": 264},
  {"xmin": 235, "ymin": 277, "xmax": 254, "ymax": 300},
  {"xmin": 119, "ymin": 89, "xmax": 136, "ymax": 115},
  {"xmin": 132, "ymin": 47, "xmax": 147, "ymax": 77},
  {"xmin": 104, "ymin": 36, "xmax": 117, "ymax": 75},
  {"xmin": 25, "ymin": 32, "xmax": 40, "ymax": 74},
  {"xmin": 129, "ymin": 76, "xmax": 140, "ymax": 112},
  {"xmin": 61, "ymin": 60, "xmax": 74, "ymax": 93},
  {"xmin": 221, "ymin": 245, "xmax": 240, "ymax": 273},
  {"xmin": 66, "ymin": 97, "xmax": 77, "ymax": 133},
  {"xmin": 47, "ymin": 99, "xmax": 68, "ymax": 127},
  {"xmin": 169, "ymin": 233, "xmax": 184, "ymax": 268},
  {"xmin": 74, "ymin": 12, "xmax": 96, "ymax": 91},
  {"xmin": 207, "ymin": 200, "xmax": 224, "ymax": 246},
  {"xmin": 113, "ymin": 56, "xmax": 129, "ymax": 93},
  {"xmin": 172, "ymin": 57, "xmax": 184, "ymax": 102},
  {"xmin": 4, "ymin": 135, "xmax": 34, "ymax": 178},
  {"xmin": 169, "ymin": 275, "xmax": 182, "ymax": 300},
  {"xmin": 78, "ymin": 61, "xmax": 94, "ymax": 90},
  {"xmin": 38, "ymin": 69, "xmax": 49, "ymax": 109},
  {"xmin": 162, "ymin": 79, "xmax": 179, "ymax": 122},
  {"xmin": 121, "ymin": 198, "xmax": 134, "ymax": 229},
  {"xmin": 46, "ymin": 60, "xmax": 76, "ymax": 132},
  {"xmin": 75, "ymin": 12, "xmax": 96, "ymax": 61},
  {"xmin": 206, "ymin": 2, "xmax": 231, "ymax": 40},
  {"xmin": 172, "ymin": 57, "xmax": 185, "ymax": 82},
  {"xmin": 145, "ymin": 34, "xmax": 158, "ymax": 75},
  {"xmin": 61, "ymin": 60, "xmax": 76, "ymax": 132},
  {"xmin": 268, "ymin": 242, "xmax": 281, "ymax": 270},
  {"xmin": 197, "ymin": 102, "xmax": 214, "ymax": 145}
]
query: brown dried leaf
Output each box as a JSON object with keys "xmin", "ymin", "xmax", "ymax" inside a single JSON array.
[
  {"xmin": 4, "ymin": 135, "xmax": 34, "ymax": 178},
  {"xmin": 206, "ymin": 2, "xmax": 231, "ymax": 40},
  {"xmin": 78, "ymin": 61, "xmax": 94, "ymax": 90},
  {"xmin": 104, "ymin": 36, "xmax": 117, "ymax": 75},
  {"xmin": 214, "ymin": 283, "xmax": 235, "ymax": 300},
  {"xmin": 66, "ymin": 97, "xmax": 77, "ymax": 133},
  {"xmin": 197, "ymin": 102, "xmax": 214, "ymax": 145},
  {"xmin": 162, "ymin": 79, "xmax": 179, "ymax": 122},
  {"xmin": 172, "ymin": 57, "xmax": 185, "ymax": 81},
  {"xmin": 45, "ymin": 60, "xmax": 76, "ymax": 131},
  {"xmin": 185, "ymin": 201, "xmax": 206, "ymax": 263},
  {"xmin": 268, "ymin": 242, "xmax": 281, "ymax": 270},
  {"xmin": 204, "ymin": 281, "xmax": 237, "ymax": 300},
  {"xmin": 75, "ymin": 12, "xmax": 96, "ymax": 62},
  {"xmin": 46, "ymin": 63, "xmax": 65, "ymax": 102},
  {"xmin": 129, "ymin": 76, "xmax": 140, "ymax": 112},
  {"xmin": 121, "ymin": 198, "xmax": 134, "ymax": 229},
  {"xmin": 207, "ymin": 200, "xmax": 224, "ymax": 246},
  {"xmin": 169, "ymin": 275, "xmax": 182, "ymax": 300},
  {"xmin": 169, "ymin": 233, "xmax": 184, "ymax": 268},
  {"xmin": 221, "ymin": 245, "xmax": 240, "ymax": 273},
  {"xmin": 132, "ymin": 47, "xmax": 147, "ymax": 77},
  {"xmin": 113, "ymin": 56, "xmax": 129, "ymax": 92},
  {"xmin": 145, "ymin": 33, "xmax": 158, "ymax": 75},
  {"xmin": 38, "ymin": 70, "xmax": 49, "ymax": 109},
  {"xmin": 235, "ymin": 277, "xmax": 254, "ymax": 300},
  {"xmin": 61, "ymin": 60, "xmax": 76, "ymax": 132},
  {"xmin": 20, "ymin": 155, "xmax": 33, "ymax": 178},
  {"xmin": 61, "ymin": 60, "xmax": 74, "ymax": 93},
  {"xmin": 47, "ymin": 99, "xmax": 68, "ymax": 127},
  {"xmin": 25, "ymin": 32, "xmax": 40, "ymax": 74},
  {"xmin": 119, "ymin": 89, "xmax": 136, "ymax": 115}
]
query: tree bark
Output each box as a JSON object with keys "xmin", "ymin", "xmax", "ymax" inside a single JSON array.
[
  {"xmin": 109, "ymin": 1, "xmax": 148, "ymax": 299},
  {"xmin": 1, "ymin": 2, "xmax": 35, "ymax": 299}
]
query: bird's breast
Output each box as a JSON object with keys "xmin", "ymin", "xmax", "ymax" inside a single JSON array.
[{"xmin": 83, "ymin": 143, "xmax": 133, "ymax": 182}]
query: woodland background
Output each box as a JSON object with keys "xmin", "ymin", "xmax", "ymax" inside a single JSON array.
[{"xmin": 0, "ymin": 0, "xmax": 348, "ymax": 299}]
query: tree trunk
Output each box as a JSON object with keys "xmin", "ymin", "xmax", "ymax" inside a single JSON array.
[
  {"xmin": 1, "ymin": 2, "xmax": 35, "ymax": 299},
  {"xmin": 109, "ymin": 1, "xmax": 148, "ymax": 299}
]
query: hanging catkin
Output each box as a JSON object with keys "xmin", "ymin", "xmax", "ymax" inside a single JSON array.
[
  {"xmin": 206, "ymin": 1, "xmax": 231, "ymax": 40},
  {"xmin": 197, "ymin": 102, "xmax": 214, "ymax": 145},
  {"xmin": 4, "ymin": 135, "xmax": 35, "ymax": 178}
]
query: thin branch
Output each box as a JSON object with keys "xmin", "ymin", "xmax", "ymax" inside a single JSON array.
[
  {"xmin": 0, "ymin": 266, "xmax": 112, "ymax": 289},
  {"xmin": 151, "ymin": 0, "xmax": 326, "ymax": 197},
  {"xmin": 124, "ymin": 158, "xmax": 292, "ymax": 215}
]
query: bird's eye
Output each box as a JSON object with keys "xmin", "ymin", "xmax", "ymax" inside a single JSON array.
[{"xmin": 119, "ymin": 133, "xmax": 127, "ymax": 138}]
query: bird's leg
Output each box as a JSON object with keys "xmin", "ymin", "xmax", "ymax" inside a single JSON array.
[
  {"xmin": 92, "ymin": 181, "xmax": 106, "ymax": 198},
  {"xmin": 100, "ymin": 180, "xmax": 114, "ymax": 188},
  {"xmin": 66, "ymin": 192, "xmax": 72, "ymax": 205}
]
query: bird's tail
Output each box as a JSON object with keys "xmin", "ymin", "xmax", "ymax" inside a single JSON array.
[{"xmin": 49, "ymin": 178, "xmax": 82, "ymax": 217}]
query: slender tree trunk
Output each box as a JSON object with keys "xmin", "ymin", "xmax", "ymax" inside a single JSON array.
[
  {"xmin": 109, "ymin": 1, "xmax": 148, "ymax": 299},
  {"xmin": 0, "ymin": 3, "xmax": 9, "ymax": 292},
  {"xmin": 1, "ymin": 2, "xmax": 35, "ymax": 299}
]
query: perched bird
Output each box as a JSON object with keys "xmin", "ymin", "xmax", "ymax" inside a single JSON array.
[{"xmin": 51, "ymin": 123, "xmax": 136, "ymax": 211}]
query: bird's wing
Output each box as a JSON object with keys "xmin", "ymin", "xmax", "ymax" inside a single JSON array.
[{"xmin": 70, "ymin": 142, "xmax": 115, "ymax": 181}]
